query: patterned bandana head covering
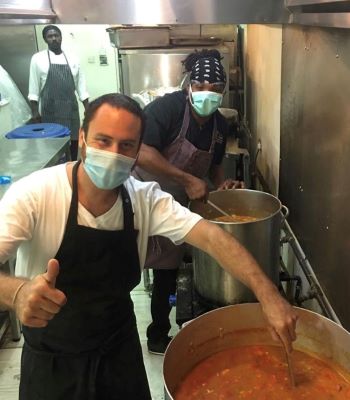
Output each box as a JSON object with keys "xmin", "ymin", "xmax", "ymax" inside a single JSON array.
[{"xmin": 190, "ymin": 57, "xmax": 226, "ymax": 85}]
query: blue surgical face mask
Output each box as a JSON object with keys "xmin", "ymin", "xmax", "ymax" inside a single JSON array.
[
  {"xmin": 189, "ymin": 85, "xmax": 223, "ymax": 117},
  {"xmin": 82, "ymin": 138, "xmax": 136, "ymax": 190}
]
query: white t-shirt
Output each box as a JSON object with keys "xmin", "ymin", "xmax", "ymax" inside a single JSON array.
[
  {"xmin": 28, "ymin": 49, "xmax": 89, "ymax": 104},
  {"xmin": 0, "ymin": 163, "xmax": 202, "ymax": 278}
]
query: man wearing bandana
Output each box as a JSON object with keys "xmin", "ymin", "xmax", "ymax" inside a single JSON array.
[{"xmin": 134, "ymin": 49, "xmax": 244, "ymax": 354}]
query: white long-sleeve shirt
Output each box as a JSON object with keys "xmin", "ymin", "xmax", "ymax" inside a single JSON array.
[
  {"xmin": 0, "ymin": 163, "xmax": 202, "ymax": 279},
  {"xmin": 28, "ymin": 49, "xmax": 89, "ymax": 104}
]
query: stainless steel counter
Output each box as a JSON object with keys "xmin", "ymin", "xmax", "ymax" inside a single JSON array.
[
  {"xmin": 0, "ymin": 137, "xmax": 70, "ymax": 200},
  {"xmin": 0, "ymin": 136, "xmax": 70, "ymax": 341}
]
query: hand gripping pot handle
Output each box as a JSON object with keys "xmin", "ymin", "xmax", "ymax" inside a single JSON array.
[{"xmin": 280, "ymin": 204, "xmax": 289, "ymax": 223}]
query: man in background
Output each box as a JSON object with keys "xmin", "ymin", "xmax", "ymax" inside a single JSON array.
[{"xmin": 28, "ymin": 25, "xmax": 89, "ymax": 160}]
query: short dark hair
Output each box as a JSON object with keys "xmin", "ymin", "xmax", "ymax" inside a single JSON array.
[
  {"xmin": 82, "ymin": 93, "xmax": 146, "ymax": 141},
  {"xmin": 42, "ymin": 25, "xmax": 62, "ymax": 39}
]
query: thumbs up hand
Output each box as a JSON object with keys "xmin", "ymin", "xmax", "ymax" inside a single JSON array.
[
  {"xmin": 14, "ymin": 259, "xmax": 67, "ymax": 328},
  {"xmin": 42, "ymin": 258, "xmax": 60, "ymax": 288}
]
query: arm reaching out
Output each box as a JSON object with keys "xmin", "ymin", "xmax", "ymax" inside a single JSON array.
[
  {"xmin": 0, "ymin": 259, "xmax": 66, "ymax": 328},
  {"xmin": 185, "ymin": 220, "xmax": 298, "ymax": 352}
]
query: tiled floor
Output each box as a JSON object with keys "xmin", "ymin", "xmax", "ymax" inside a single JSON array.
[{"xmin": 0, "ymin": 279, "xmax": 179, "ymax": 400}]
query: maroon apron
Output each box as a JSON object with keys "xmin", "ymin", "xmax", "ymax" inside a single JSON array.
[{"xmin": 134, "ymin": 101, "xmax": 218, "ymax": 269}]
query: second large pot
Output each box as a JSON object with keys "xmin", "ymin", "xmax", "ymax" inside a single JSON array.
[
  {"xmin": 189, "ymin": 189, "xmax": 285, "ymax": 305},
  {"xmin": 163, "ymin": 304, "xmax": 350, "ymax": 399}
]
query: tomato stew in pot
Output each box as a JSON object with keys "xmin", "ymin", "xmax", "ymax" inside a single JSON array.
[
  {"xmin": 212, "ymin": 214, "xmax": 258, "ymax": 223},
  {"xmin": 175, "ymin": 344, "xmax": 350, "ymax": 400}
]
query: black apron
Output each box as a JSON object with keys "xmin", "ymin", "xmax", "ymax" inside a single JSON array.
[
  {"xmin": 20, "ymin": 161, "xmax": 151, "ymax": 400},
  {"xmin": 40, "ymin": 51, "xmax": 80, "ymax": 140}
]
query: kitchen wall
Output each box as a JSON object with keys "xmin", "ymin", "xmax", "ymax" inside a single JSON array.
[
  {"xmin": 245, "ymin": 24, "xmax": 283, "ymax": 196},
  {"xmin": 35, "ymin": 24, "xmax": 119, "ymax": 121}
]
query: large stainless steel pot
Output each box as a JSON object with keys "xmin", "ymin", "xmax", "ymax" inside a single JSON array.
[
  {"xmin": 163, "ymin": 304, "xmax": 350, "ymax": 399},
  {"xmin": 189, "ymin": 189, "xmax": 286, "ymax": 305}
]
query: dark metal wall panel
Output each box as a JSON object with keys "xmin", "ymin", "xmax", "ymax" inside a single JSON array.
[
  {"xmin": 51, "ymin": 0, "xmax": 289, "ymax": 25},
  {"xmin": 290, "ymin": 12, "xmax": 350, "ymax": 28},
  {"xmin": 280, "ymin": 25, "xmax": 350, "ymax": 329}
]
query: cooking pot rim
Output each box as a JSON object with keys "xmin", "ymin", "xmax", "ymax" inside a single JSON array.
[
  {"xmin": 175, "ymin": 303, "xmax": 348, "ymax": 333},
  {"xmin": 190, "ymin": 189, "xmax": 283, "ymax": 224},
  {"xmin": 167, "ymin": 303, "xmax": 350, "ymax": 340}
]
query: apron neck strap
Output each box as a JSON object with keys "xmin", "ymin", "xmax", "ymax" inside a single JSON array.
[
  {"xmin": 119, "ymin": 185, "xmax": 135, "ymax": 234},
  {"xmin": 208, "ymin": 116, "xmax": 218, "ymax": 153},
  {"xmin": 179, "ymin": 101, "xmax": 191, "ymax": 139},
  {"xmin": 71, "ymin": 160, "xmax": 80, "ymax": 214}
]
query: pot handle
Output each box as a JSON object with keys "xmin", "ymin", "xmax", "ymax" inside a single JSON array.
[{"xmin": 281, "ymin": 204, "xmax": 289, "ymax": 223}]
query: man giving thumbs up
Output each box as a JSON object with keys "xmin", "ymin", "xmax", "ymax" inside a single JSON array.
[
  {"xmin": 10, "ymin": 259, "xmax": 66, "ymax": 328},
  {"xmin": 0, "ymin": 93, "xmax": 296, "ymax": 400}
]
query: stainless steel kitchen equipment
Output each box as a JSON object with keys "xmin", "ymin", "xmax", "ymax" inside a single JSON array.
[
  {"xmin": 0, "ymin": 0, "xmax": 55, "ymax": 24},
  {"xmin": 107, "ymin": 26, "xmax": 170, "ymax": 48},
  {"xmin": 3, "ymin": 1, "xmax": 350, "ymax": 34},
  {"xmin": 0, "ymin": 136, "xmax": 70, "ymax": 200},
  {"xmin": 222, "ymin": 136, "xmax": 251, "ymax": 187},
  {"xmin": 0, "ymin": 136, "xmax": 70, "ymax": 342},
  {"xmin": 3, "ymin": 0, "xmax": 349, "ymax": 30},
  {"xmin": 115, "ymin": 46, "xmax": 231, "ymax": 108},
  {"xmin": 49, "ymin": 0, "xmax": 290, "ymax": 25},
  {"xmin": 0, "ymin": 25, "xmax": 38, "ymax": 97},
  {"xmin": 189, "ymin": 189, "xmax": 286, "ymax": 305},
  {"xmin": 163, "ymin": 303, "xmax": 350, "ymax": 399}
]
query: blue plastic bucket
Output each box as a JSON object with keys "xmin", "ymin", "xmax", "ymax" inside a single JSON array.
[{"xmin": 5, "ymin": 123, "xmax": 70, "ymax": 139}]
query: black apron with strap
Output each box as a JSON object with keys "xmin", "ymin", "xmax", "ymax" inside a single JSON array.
[
  {"xmin": 40, "ymin": 51, "xmax": 80, "ymax": 140},
  {"xmin": 20, "ymin": 161, "xmax": 151, "ymax": 400}
]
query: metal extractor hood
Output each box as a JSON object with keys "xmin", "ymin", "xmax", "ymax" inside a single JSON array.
[
  {"xmin": 50, "ymin": 0, "xmax": 289, "ymax": 25},
  {"xmin": 1, "ymin": 0, "xmax": 350, "ymax": 29},
  {"xmin": 0, "ymin": 0, "xmax": 56, "ymax": 24}
]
